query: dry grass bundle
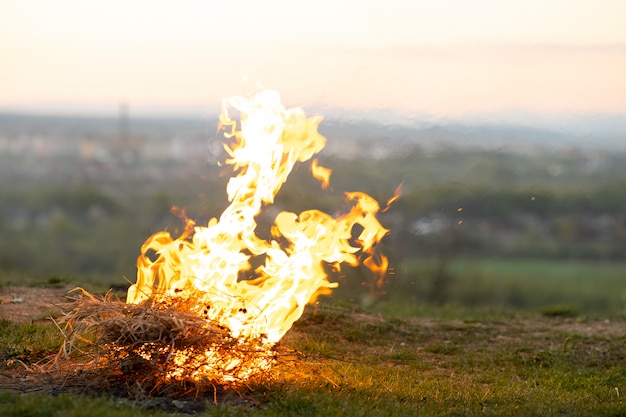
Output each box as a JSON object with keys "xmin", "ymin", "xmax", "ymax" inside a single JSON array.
[{"xmin": 51, "ymin": 289, "xmax": 279, "ymax": 399}]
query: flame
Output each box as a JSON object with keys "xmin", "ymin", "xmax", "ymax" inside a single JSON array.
[
  {"xmin": 383, "ymin": 182, "xmax": 403, "ymax": 212},
  {"xmin": 126, "ymin": 90, "xmax": 389, "ymax": 381},
  {"xmin": 311, "ymin": 158, "xmax": 332, "ymax": 190}
]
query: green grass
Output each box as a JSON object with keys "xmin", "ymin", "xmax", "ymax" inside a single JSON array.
[
  {"xmin": 0, "ymin": 320, "xmax": 63, "ymax": 364},
  {"xmin": 2, "ymin": 303, "xmax": 626, "ymax": 416},
  {"xmin": 386, "ymin": 258, "xmax": 626, "ymax": 316},
  {"xmin": 0, "ymin": 391, "xmax": 177, "ymax": 417}
]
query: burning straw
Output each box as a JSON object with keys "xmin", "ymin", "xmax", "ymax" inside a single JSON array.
[{"xmin": 53, "ymin": 289, "xmax": 279, "ymax": 398}]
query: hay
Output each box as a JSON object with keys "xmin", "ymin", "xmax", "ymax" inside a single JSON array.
[{"xmin": 51, "ymin": 288, "xmax": 279, "ymax": 398}]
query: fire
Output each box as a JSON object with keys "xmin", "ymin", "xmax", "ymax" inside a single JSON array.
[
  {"xmin": 126, "ymin": 90, "xmax": 390, "ymax": 382},
  {"xmin": 310, "ymin": 158, "xmax": 332, "ymax": 190},
  {"xmin": 385, "ymin": 182, "xmax": 403, "ymax": 210}
]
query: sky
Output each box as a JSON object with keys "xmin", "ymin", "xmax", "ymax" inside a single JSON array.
[{"xmin": 1, "ymin": 0, "xmax": 626, "ymax": 118}]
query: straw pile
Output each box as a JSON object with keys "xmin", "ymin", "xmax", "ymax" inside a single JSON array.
[{"xmin": 52, "ymin": 289, "xmax": 277, "ymax": 398}]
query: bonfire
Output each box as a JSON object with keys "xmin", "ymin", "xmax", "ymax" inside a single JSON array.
[{"xmin": 56, "ymin": 90, "xmax": 392, "ymax": 397}]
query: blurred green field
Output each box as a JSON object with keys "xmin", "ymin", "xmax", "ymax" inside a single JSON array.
[{"xmin": 366, "ymin": 257, "xmax": 626, "ymax": 317}]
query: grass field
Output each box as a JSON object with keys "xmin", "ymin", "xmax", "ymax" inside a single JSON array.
[
  {"xmin": 377, "ymin": 258, "xmax": 626, "ymax": 317},
  {"xmin": 2, "ymin": 293, "xmax": 626, "ymax": 416},
  {"xmin": 1, "ymin": 258, "xmax": 626, "ymax": 416}
]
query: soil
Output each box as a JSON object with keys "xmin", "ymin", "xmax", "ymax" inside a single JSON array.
[{"xmin": 0, "ymin": 285, "xmax": 76, "ymax": 323}]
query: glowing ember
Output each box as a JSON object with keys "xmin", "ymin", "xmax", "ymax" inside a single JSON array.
[{"xmin": 126, "ymin": 90, "xmax": 390, "ymax": 382}]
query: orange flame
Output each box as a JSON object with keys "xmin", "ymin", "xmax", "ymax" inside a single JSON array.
[
  {"xmin": 311, "ymin": 158, "xmax": 332, "ymax": 190},
  {"xmin": 383, "ymin": 182, "xmax": 403, "ymax": 212},
  {"xmin": 126, "ymin": 90, "xmax": 389, "ymax": 379}
]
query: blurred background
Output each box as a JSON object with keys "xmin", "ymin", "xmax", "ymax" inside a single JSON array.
[{"xmin": 1, "ymin": 0, "xmax": 625, "ymax": 315}]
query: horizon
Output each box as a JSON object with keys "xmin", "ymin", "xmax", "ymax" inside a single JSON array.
[
  {"xmin": 2, "ymin": 104, "xmax": 625, "ymax": 147},
  {"xmin": 1, "ymin": 101, "xmax": 625, "ymax": 132}
]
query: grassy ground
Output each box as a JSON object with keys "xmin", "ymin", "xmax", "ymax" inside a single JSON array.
[{"xmin": 2, "ymin": 299, "xmax": 626, "ymax": 416}]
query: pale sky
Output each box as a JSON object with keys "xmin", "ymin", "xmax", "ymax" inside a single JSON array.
[{"xmin": 1, "ymin": 0, "xmax": 625, "ymax": 117}]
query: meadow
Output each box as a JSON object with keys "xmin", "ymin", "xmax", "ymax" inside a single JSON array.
[
  {"xmin": 1, "ymin": 300, "xmax": 626, "ymax": 416},
  {"xmin": 374, "ymin": 257, "xmax": 626, "ymax": 317},
  {"xmin": 1, "ymin": 260, "xmax": 626, "ymax": 416}
]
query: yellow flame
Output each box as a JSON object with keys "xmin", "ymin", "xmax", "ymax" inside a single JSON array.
[
  {"xmin": 127, "ymin": 90, "xmax": 389, "ymax": 378},
  {"xmin": 311, "ymin": 158, "xmax": 332, "ymax": 190}
]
